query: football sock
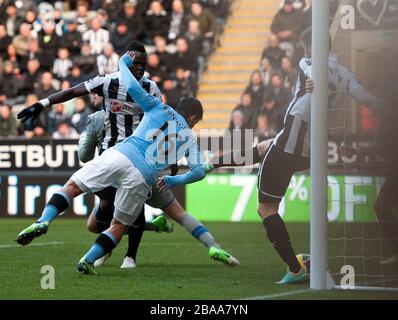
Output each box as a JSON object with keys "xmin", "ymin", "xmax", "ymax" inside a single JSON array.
[
  {"xmin": 38, "ymin": 192, "xmax": 70, "ymax": 224},
  {"xmin": 213, "ymin": 146, "xmax": 262, "ymax": 168},
  {"xmin": 180, "ymin": 213, "xmax": 218, "ymax": 248},
  {"xmin": 95, "ymin": 201, "xmax": 114, "ymax": 232},
  {"xmin": 125, "ymin": 209, "xmax": 146, "ymax": 260},
  {"xmin": 85, "ymin": 231, "xmax": 118, "ymax": 264},
  {"xmin": 262, "ymin": 214, "xmax": 301, "ymax": 273}
]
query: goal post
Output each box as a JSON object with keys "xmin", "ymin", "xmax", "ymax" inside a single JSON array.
[{"xmin": 310, "ymin": 0, "xmax": 330, "ymax": 290}]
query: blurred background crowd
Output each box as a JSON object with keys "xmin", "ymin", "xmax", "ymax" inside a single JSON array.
[{"xmin": 0, "ymin": 0, "xmax": 231, "ymax": 139}]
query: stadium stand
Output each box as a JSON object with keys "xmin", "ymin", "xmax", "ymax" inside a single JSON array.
[{"xmin": 0, "ymin": 0, "xmax": 232, "ymax": 139}]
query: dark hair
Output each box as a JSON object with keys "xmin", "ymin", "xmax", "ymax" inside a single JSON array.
[
  {"xmin": 175, "ymin": 97, "xmax": 203, "ymax": 121},
  {"xmin": 125, "ymin": 41, "xmax": 146, "ymax": 54}
]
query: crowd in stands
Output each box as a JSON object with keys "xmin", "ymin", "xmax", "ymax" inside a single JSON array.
[
  {"xmin": 231, "ymin": 0, "xmax": 339, "ymax": 144},
  {"xmin": 0, "ymin": 0, "xmax": 232, "ymax": 139}
]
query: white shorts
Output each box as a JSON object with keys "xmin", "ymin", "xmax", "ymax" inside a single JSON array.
[{"xmin": 71, "ymin": 148, "xmax": 150, "ymax": 226}]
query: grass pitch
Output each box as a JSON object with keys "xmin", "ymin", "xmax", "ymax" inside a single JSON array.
[{"xmin": 0, "ymin": 219, "xmax": 397, "ymax": 300}]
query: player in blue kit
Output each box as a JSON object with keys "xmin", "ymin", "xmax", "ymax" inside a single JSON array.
[{"xmin": 16, "ymin": 52, "xmax": 208, "ymax": 275}]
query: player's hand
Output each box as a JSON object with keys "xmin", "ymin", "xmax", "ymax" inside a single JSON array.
[
  {"xmin": 17, "ymin": 102, "xmax": 44, "ymax": 123},
  {"xmin": 157, "ymin": 177, "xmax": 169, "ymax": 192},
  {"xmin": 120, "ymin": 51, "xmax": 135, "ymax": 67},
  {"xmin": 305, "ymin": 78, "xmax": 314, "ymax": 93}
]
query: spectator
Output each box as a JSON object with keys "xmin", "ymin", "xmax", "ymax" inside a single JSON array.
[
  {"xmin": 38, "ymin": 22, "xmax": 61, "ymax": 62},
  {"xmin": 230, "ymin": 93, "xmax": 257, "ymax": 130},
  {"xmin": 34, "ymin": 71, "xmax": 58, "ymax": 99},
  {"xmin": 59, "ymin": 80, "xmax": 78, "ymax": 116},
  {"xmin": 184, "ymin": 20, "xmax": 204, "ymax": 57},
  {"xmin": 187, "ymin": 2, "xmax": 216, "ymax": 46},
  {"xmin": 110, "ymin": 20, "xmax": 134, "ymax": 56},
  {"xmin": 66, "ymin": 64, "xmax": 89, "ymax": 87},
  {"xmin": 280, "ymin": 56, "xmax": 298, "ymax": 92},
  {"xmin": 76, "ymin": 1, "xmax": 90, "ymax": 34},
  {"xmin": 12, "ymin": 23, "xmax": 34, "ymax": 57},
  {"xmin": 168, "ymin": 0, "xmax": 186, "ymax": 42},
  {"xmin": 144, "ymin": 1, "xmax": 170, "ymax": 43},
  {"xmin": 101, "ymin": 0, "xmax": 122, "ymax": 21},
  {"xmin": 244, "ymin": 71, "xmax": 266, "ymax": 109},
  {"xmin": 261, "ymin": 34, "xmax": 286, "ymax": 70},
  {"xmin": 153, "ymin": 36, "xmax": 174, "ymax": 72},
  {"xmin": 83, "ymin": 17, "xmax": 110, "ymax": 55},
  {"xmin": 19, "ymin": 59, "xmax": 41, "ymax": 96},
  {"xmin": 229, "ymin": 109, "xmax": 245, "ymax": 130},
  {"xmin": 47, "ymin": 103, "xmax": 70, "ymax": 134},
  {"xmin": 0, "ymin": 61, "xmax": 20, "ymax": 103},
  {"xmin": 255, "ymin": 113, "xmax": 277, "ymax": 142},
  {"xmin": 73, "ymin": 43, "xmax": 98, "ymax": 76},
  {"xmin": 53, "ymin": 47, "xmax": 73, "ymax": 80},
  {"xmin": 171, "ymin": 37, "xmax": 198, "ymax": 73},
  {"xmin": 0, "ymin": 24, "xmax": 12, "ymax": 60},
  {"xmin": 146, "ymin": 53, "xmax": 168, "ymax": 86},
  {"xmin": 33, "ymin": 123, "xmax": 48, "ymax": 138},
  {"xmin": 23, "ymin": 10, "xmax": 41, "ymax": 38},
  {"xmin": 0, "ymin": 104, "xmax": 17, "ymax": 137},
  {"xmin": 270, "ymin": 0, "xmax": 303, "ymax": 56},
  {"xmin": 162, "ymin": 78, "xmax": 181, "ymax": 108},
  {"xmin": 97, "ymin": 44, "xmax": 119, "ymax": 75},
  {"xmin": 27, "ymin": 39, "xmax": 49, "ymax": 71},
  {"xmin": 258, "ymin": 58, "xmax": 273, "ymax": 88},
  {"xmin": 52, "ymin": 120, "xmax": 79, "ymax": 139},
  {"xmin": 53, "ymin": 6, "xmax": 66, "ymax": 37},
  {"xmin": 118, "ymin": 1, "xmax": 143, "ymax": 40},
  {"xmin": 61, "ymin": 19, "xmax": 83, "ymax": 57},
  {"xmin": 265, "ymin": 73, "xmax": 292, "ymax": 109},
  {"xmin": 175, "ymin": 66, "xmax": 192, "ymax": 96},
  {"xmin": 5, "ymin": 43, "xmax": 20, "ymax": 71},
  {"xmin": 71, "ymin": 97, "xmax": 92, "ymax": 133},
  {"xmin": 261, "ymin": 91, "xmax": 284, "ymax": 131},
  {"xmin": 4, "ymin": 3, "xmax": 22, "ymax": 37}
]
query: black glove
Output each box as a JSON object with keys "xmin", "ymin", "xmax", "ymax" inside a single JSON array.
[{"xmin": 17, "ymin": 102, "xmax": 44, "ymax": 123}]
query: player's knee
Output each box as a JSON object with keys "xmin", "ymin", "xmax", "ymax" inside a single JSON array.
[
  {"xmin": 87, "ymin": 217, "xmax": 99, "ymax": 233},
  {"xmin": 257, "ymin": 202, "xmax": 278, "ymax": 220},
  {"xmin": 63, "ymin": 180, "xmax": 83, "ymax": 197}
]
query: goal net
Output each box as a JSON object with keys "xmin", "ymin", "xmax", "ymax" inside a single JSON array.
[{"xmin": 325, "ymin": 0, "xmax": 398, "ymax": 290}]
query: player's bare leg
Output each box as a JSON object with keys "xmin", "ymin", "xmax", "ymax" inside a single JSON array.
[
  {"xmin": 164, "ymin": 199, "xmax": 240, "ymax": 266},
  {"xmin": 16, "ymin": 180, "xmax": 83, "ymax": 246}
]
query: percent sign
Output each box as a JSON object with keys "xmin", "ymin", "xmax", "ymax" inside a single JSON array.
[{"xmin": 288, "ymin": 175, "xmax": 308, "ymax": 201}]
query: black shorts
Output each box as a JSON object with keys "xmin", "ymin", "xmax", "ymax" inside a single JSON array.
[
  {"xmin": 258, "ymin": 144, "xmax": 309, "ymax": 203},
  {"xmin": 94, "ymin": 186, "xmax": 117, "ymax": 201}
]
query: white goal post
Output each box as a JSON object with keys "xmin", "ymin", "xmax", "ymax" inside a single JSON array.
[{"xmin": 310, "ymin": 0, "xmax": 330, "ymax": 290}]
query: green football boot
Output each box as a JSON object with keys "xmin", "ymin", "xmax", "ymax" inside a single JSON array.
[
  {"xmin": 276, "ymin": 267, "xmax": 308, "ymax": 284},
  {"xmin": 151, "ymin": 215, "xmax": 173, "ymax": 233},
  {"xmin": 16, "ymin": 221, "xmax": 49, "ymax": 246},
  {"xmin": 77, "ymin": 258, "xmax": 97, "ymax": 275},
  {"xmin": 209, "ymin": 246, "xmax": 240, "ymax": 267},
  {"xmin": 276, "ymin": 254, "xmax": 310, "ymax": 284}
]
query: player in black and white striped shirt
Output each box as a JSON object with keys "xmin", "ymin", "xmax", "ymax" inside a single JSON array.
[{"xmin": 204, "ymin": 31, "xmax": 382, "ymax": 284}]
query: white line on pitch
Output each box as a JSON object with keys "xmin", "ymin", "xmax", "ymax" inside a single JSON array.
[
  {"xmin": 239, "ymin": 288, "xmax": 312, "ymax": 300},
  {"xmin": 0, "ymin": 241, "xmax": 64, "ymax": 249}
]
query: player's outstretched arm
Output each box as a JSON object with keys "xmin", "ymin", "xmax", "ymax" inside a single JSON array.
[
  {"xmin": 17, "ymin": 83, "xmax": 89, "ymax": 124},
  {"xmin": 118, "ymin": 52, "xmax": 158, "ymax": 112},
  {"xmin": 203, "ymin": 139, "xmax": 272, "ymax": 173},
  {"xmin": 158, "ymin": 143, "xmax": 206, "ymax": 191}
]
